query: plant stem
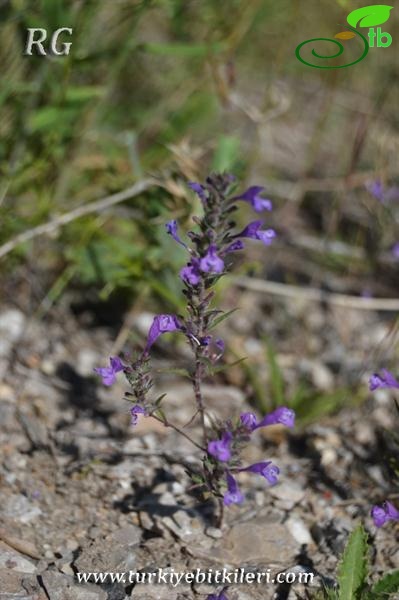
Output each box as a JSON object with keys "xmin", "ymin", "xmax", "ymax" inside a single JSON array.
[
  {"xmin": 151, "ymin": 414, "xmax": 206, "ymax": 452},
  {"xmin": 192, "ymin": 278, "xmax": 208, "ymax": 443}
]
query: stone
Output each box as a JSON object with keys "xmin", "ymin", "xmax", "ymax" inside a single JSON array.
[
  {"xmin": 269, "ymin": 481, "xmax": 305, "ymax": 510},
  {"xmin": 41, "ymin": 570, "xmax": 107, "ymax": 600},
  {"xmin": 0, "ymin": 309, "xmax": 25, "ymax": 358},
  {"xmin": 189, "ymin": 519, "xmax": 299, "ymax": 568},
  {"xmin": 285, "ymin": 516, "xmax": 313, "ymax": 545},
  {"xmin": 1, "ymin": 494, "xmax": 42, "ymax": 524},
  {"xmin": 74, "ymin": 525, "xmax": 142, "ymax": 573},
  {"xmin": 0, "ymin": 541, "xmax": 36, "ymax": 574}
]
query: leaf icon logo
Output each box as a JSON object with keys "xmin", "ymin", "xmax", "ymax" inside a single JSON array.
[
  {"xmin": 347, "ymin": 5, "xmax": 393, "ymax": 28},
  {"xmin": 335, "ymin": 31, "xmax": 356, "ymax": 39}
]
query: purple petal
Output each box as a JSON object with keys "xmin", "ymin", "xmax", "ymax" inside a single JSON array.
[
  {"xmin": 369, "ymin": 370, "xmax": 399, "ymax": 391},
  {"xmin": 180, "ymin": 262, "xmax": 201, "ymax": 285},
  {"xmin": 239, "ymin": 461, "xmax": 280, "ymax": 485},
  {"xmin": 130, "ymin": 405, "xmax": 146, "ymax": 426},
  {"xmin": 223, "ymin": 472, "xmax": 244, "ymax": 505},
  {"xmin": 256, "ymin": 406, "xmax": 295, "ymax": 429},
  {"xmin": 392, "ymin": 243, "xmax": 399, "ymax": 259},
  {"xmin": 255, "ymin": 228, "xmax": 276, "ymax": 245},
  {"xmin": 165, "ymin": 220, "xmax": 187, "ymax": 248},
  {"xmin": 93, "ymin": 366, "xmax": 116, "ymax": 386},
  {"xmin": 223, "ymin": 240, "xmax": 245, "ymax": 254},
  {"xmin": 199, "ymin": 245, "xmax": 224, "ymax": 274},
  {"xmin": 233, "ymin": 186, "xmax": 273, "ymax": 213},
  {"xmin": 188, "ymin": 181, "xmax": 207, "ymax": 203},
  {"xmin": 371, "ymin": 504, "xmax": 388, "ymax": 527},
  {"xmin": 145, "ymin": 314, "xmax": 181, "ymax": 353},
  {"xmin": 208, "ymin": 431, "xmax": 232, "ymax": 462},
  {"xmin": 240, "ymin": 412, "xmax": 258, "ymax": 431},
  {"xmin": 371, "ymin": 501, "xmax": 399, "ymax": 527}
]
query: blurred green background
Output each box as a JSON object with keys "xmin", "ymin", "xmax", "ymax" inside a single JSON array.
[{"xmin": 0, "ymin": 0, "xmax": 398, "ymax": 312}]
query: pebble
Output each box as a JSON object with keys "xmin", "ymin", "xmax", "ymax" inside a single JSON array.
[
  {"xmin": 285, "ymin": 516, "xmax": 313, "ymax": 545},
  {"xmin": 0, "ymin": 541, "xmax": 36, "ymax": 574}
]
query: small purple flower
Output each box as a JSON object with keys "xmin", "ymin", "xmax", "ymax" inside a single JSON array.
[
  {"xmin": 130, "ymin": 405, "xmax": 146, "ymax": 426},
  {"xmin": 180, "ymin": 261, "xmax": 201, "ymax": 285},
  {"xmin": 365, "ymin": 180, "xmax": 399, "ymax": 204},
  {"xmin": 371, "ymin": 501, "xmax": 399, "ymax": 527},
  {"xmin": 208, "ymin": 431, "xmax": 232, "ymax": 462},
  {"xmin": 200, "ymin": 245, "xmax": 224, "ymax": 274},
  {"xmin": 223, "ymin": 239, "xmax": 245, "ymax": 255},
  {"xmin": 207, "ymin": 591, "xmax": 229, "ymax": 600},
  {"xmin": 145, "ymin": 314, "xmax": 181, "ymax": 353},
  {"xmin": 369, "ymin": 369, "xmax": 399, "ymax": 391},
  {"xmin": 188, "ymin": 181, "xmax": 207, "ymax": 203},
  {"xmin": 223, "ymin": 471, "xmax": 244, "ymax": 506},
  {"xmin": 94, "ymin": 356, "xmax": 124, "ymax": 386},
  {"xmin": 240, "ymin": 406, "xmax": 295, "ymax": 431},
  {"xmin": 236, "ymin": 220, "xmax": 276, "ymax": 246},
  {"xmin": 239, "ymin": 461, "xmax": 280, "ymax": 485},
  {"xmin": 240, "ymin": 412, "xmax": 258, "ymax": 430},
  {"xmin": 215, "ymin": 338, "xmax": 225, "ymax": 355},
  {"xmin": 165, "ymin": 220, "xmax": 187, "ymax": 248},
  {"xmin": 233, "ymin": 186, "xmax": 273, "ymax": 213},
  {"xmin": 392, "ymin": 243, "xmax": 399, "ymax": 259},
  {"xmin": 365, "ymin": 180, "xmax": 384, "ymax": 202}
]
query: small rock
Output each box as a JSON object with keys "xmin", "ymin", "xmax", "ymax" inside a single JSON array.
[
  {"xmin": 1, "ymin": 493, "xmax": 42, "ymax": 524},
  {"xmin": 285, "ymin": 516, "xmax": 313, "ymax": 545},
  {"xmin": 205, "ymin": 527, "xmax": 223, "ymax": 539},
  {"xmin": 269, "ymin": 481, "xmax": 305, "ymax": 510},
  {"xmin": 0, "ymin": 541, "xmax": 36, "ymax": 574},
  {"xmin": 41, "ymin": 570, "xmax": 107, "ymax": 600}
]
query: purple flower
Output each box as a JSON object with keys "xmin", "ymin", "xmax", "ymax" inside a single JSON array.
[
  {"xmin": 240, "ymin": 406, "xmax": 295, "ymax": 431},
  {"xmin": 392, "ymin": 243, "xmax": 399, "ymax": 259},
  {"xmin": 180, "ymin": 261, "xmax": 201, "ymax": 285},
  {"xmin": 236, "ymin": 220, "xmax": 276, "ymax": 246},
  {"xmin": 369, "ymin": 369, "xmax": 399, "ymax": 391},
  {"xmin": 223, "ymin": 239, "xmax": 245, "ymax": 255},
  {"xmin": 371, "ymin": 501, "xmax": 399, "ymax": 527},
  {"xmin": 208, "ymin": 431, "xmax": 232, "ymax": 462},
  {"xmin": 130, "ymin": 405, "xmax": 146, "ymax": 426},
  {"xmin": 188, "ymin": 181, "xmax": 207, "ymax": 203},
  {"xmin": 200, "ymin": 245, "xmax": 224, "ymax": 274},
  {"xmin": 215, "ymin": 338, "xmax": 225, "ymax": 355},
  {"xmin": 223, "ymin": 471, "xmax": 244, "ymax": 506},
  {"xmin": 94, "ymin": 356, "xmax": 124, "ymax": 386},
  {"xmin": 233, "ymin": 186, "xmax": 273, "ymax": 213},
  {"xmin": 207, "ymin": 591, "xmax": 229, "ymax": 600},
  {"xmin": 240, "ymin": 412, "xmax": 258, "ymax": 430},
  {"xmin": 365, "ymin": 180, "xmax": 399, "ymax": 204},
  {"xmin": 145, "ymin": 314, "xmax": 182, "ymax": 353},
  {"xmin": 239, "ymin": 461, "xmax": 280, "ymax": 485},
  {"xmin": 365, "ymin": 180, "xmax": 384, "ymax": 202},
  {"xmin": 165, "ymin": 220, "xmax": 187, "ymax": 248}
]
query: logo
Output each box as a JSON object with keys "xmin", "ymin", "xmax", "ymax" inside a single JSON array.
[
  {"xmin": 296, "ymin": 4, "xmax": 393, "ymax": 69},
  {"xmin": 24, "ymin": 28, "xmax": 73, "ymax": 56}
]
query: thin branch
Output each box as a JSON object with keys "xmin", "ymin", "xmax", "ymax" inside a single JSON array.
[
  {"xmin": 234, "ymin": 276, "xmax": 399, "ymax": 312},
  {"xmin": 0, "ymin": 178, "xmax": 156, "ymax": 260}
]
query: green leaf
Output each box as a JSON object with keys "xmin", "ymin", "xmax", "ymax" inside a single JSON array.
[
  {"xmin": 211, "ymin": 356, "xmax": 248, "ymax": 375},
  {"xmin": 347, "ymin": 5, "xmax": 393, "ymax": 28},
  {"xmin": 154, "ymin": 393, "xmax": 167, "ymax": 407},
  {"xmin": 209, "ymin": 308, "xmax": 239, "ymax": 330},
  {"xmin": 337, "ymin": 524, "xmax": 369, "ymax": 600},
  {"xmin": 369, "ymin": 570, "xmax": 399, "ymax": 598},
  {"xmin": 264, "ymin": 337, "xmax": 285, "ymax": 407}
]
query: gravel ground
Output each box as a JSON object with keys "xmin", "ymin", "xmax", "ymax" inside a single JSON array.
[{"xmin": 0, "ymin": 291, "xmax": 398, "ymax": 600}]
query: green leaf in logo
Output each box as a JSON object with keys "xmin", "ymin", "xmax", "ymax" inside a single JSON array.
[{"xmin": 347, "ymin": 5, "xmax": 393, "ymax": 28}]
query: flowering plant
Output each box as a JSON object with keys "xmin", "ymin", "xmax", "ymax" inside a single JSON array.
[{"xmin": 95, "ymin": 173, "xmax": 295, "ymax": 523}]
